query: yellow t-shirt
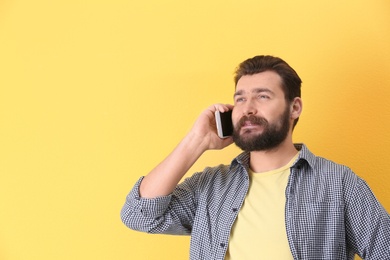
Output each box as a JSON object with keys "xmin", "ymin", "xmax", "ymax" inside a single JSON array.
[{"xmin": 225, "ymin": 154, "xmax": 299, "ymax": 259}]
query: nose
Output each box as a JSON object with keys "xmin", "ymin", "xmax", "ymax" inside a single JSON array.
[{"xmin": 243, "ymin": 100, "xmax": 257, "ymax": 116}]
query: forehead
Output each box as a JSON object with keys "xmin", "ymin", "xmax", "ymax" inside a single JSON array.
[{"xmin": 235, "ymin": 71, "xmax": 284, "ymax": 94}]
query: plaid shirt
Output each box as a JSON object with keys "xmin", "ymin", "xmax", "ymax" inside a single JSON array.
[{"xmin": 121, "ymin": 144, "xmax": 390, "ymax": 259}]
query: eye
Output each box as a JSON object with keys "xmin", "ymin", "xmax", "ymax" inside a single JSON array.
[
  {"xmin": 258, "ymin": 94, "xmax": 270, "ymax": 100},
  {"xmin": 235, "ymin": 97, "xmax": 246, "ymax": 103}
]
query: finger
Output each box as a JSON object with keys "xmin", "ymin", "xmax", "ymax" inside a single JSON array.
[{"xmin": 212, "ymin": 103, "xmax": 234, "ymax": 113}]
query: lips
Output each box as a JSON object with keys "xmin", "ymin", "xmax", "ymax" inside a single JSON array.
[
  {"xmin": 243, "ymin": 121, "xmax": 255, "ymax": 126},
  {"xmin": 240, "ymin": 122, "xmax": 261, "ymax": 132},
  {"xmin": 241, "ymin": 122, "xmax": 258, "ymax": 131}
]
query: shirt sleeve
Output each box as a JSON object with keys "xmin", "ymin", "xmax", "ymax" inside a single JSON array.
[
  {"xmin": 344, "ymin": 174, "xmax": 390, "ymax": 259},
  {"xmin": 120, "ymin": 177, "xmax": 193, "ymax": 235}
]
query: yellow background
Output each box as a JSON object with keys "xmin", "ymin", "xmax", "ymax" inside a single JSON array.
[{"xmin": 1, "ymin": 0, "xmax": 389, "ymax": 259}]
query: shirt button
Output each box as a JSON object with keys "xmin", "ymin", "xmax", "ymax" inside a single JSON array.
[
  {"xmin": 220, "ymin": 243, "xmax": 226, "ymax": 248},
  {"xmin": 232, "ymin": 208, "xmax": 238, "ymax": 212}
]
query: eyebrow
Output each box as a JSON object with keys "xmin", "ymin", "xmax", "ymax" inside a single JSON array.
[{"xmin": 233, "ymin": 88, "xmax": 275, "ymax": 98}]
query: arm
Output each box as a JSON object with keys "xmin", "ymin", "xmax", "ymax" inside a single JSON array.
[
  {"xmin": 139, "ymin": 103, "xmax": 234, "ymax": 198},
  {"xmin": 121, "ymin": 104, "xmax": 233, "ymax": 234},
  {"xmin": 345, "ymin": 176, "xmax": 390, "ymax": 259}
]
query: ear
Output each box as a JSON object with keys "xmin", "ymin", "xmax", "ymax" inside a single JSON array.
[{"xmin": 290, "ymin": 97, "xmax": 303, "ymax": 120}]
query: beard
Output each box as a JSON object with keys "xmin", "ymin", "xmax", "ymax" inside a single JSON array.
[{"xmin": 232, "ymin": 106, "xmax": 291, "ymax": 152}]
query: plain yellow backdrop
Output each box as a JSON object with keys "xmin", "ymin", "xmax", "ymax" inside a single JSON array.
[{"xmin": 0, "ymin": 0, "xmax": 389, "ymax": 259}]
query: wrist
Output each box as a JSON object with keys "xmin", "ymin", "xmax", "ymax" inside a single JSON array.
[{"xmin": 181, "ymin": 131, "xmax": 209, "ymax": 155}]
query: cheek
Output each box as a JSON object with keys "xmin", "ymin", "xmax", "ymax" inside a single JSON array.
[{"xmin": 231, "ymin": 109, "xmax": 241, "ymax": 126}]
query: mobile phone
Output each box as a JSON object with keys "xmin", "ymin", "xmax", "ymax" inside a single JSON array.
[{"xmin": 215, "ymin": 110, "xmax": 233, "ymax": 138}]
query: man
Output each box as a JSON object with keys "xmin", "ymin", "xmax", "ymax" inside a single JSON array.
[{"xmin": 121, "ymin": 55, "xmax": 390, "ymax": 259}]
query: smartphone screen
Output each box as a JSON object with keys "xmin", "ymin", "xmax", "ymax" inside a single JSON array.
[{"xmin": 215, "ymin": 110, "xmax": 233, "ymax": 138}]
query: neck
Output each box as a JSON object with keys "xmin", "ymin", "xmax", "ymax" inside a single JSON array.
[{"xmin": 249, "ymin": 137, "xmax": 298, "ymax": 173}]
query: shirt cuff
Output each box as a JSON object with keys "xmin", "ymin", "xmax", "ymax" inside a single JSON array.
[{"xmin": 127, "ymin": 176, "xmax": 173, "ymax": 218}]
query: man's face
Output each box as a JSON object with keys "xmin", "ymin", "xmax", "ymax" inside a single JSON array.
[{"xmin": 232, "ymin": 71, "xmax": 292, "ymax": 152}]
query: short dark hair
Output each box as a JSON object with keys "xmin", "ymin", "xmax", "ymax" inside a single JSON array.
[
  {"xmin": 234, "ymin": 55, "xmax": 301, "ymax": 101},
  {"xmin": 234, "ymin": 55, "xmax": 302, "ymax": 127}
]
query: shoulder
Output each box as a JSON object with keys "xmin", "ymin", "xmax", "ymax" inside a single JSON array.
[
  {"xmin": 296, "ymin": 143, "xmax": 354, "ymax": 174},
  {"xmin": 190, "ymin": 163, "xmax": 240, "ymax": 187},
  {"xmin": 295, "ymin": 144, "xmax": 359, "ymax": 186},
  {"xmin": 179, "ymin": 153, "xmax": 249, "ymax": 191}
]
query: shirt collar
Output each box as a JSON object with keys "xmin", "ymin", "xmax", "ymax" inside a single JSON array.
[{"xmin": 230, "ymin": 143, "xmax": 316, "ymax": 170}]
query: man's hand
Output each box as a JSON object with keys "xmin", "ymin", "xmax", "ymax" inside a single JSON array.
[{"xmin": 187, "ymin": 103, "xmax": 234, "ymax": 151}]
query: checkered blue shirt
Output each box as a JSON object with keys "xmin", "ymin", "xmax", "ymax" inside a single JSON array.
[{"xmin": 121, "ymin": 144, "xmax": 390, "ymax": 259}]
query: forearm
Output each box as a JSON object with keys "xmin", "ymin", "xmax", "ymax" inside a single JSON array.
[
  {"xmin": 139, "ymin": 132, "xmax": 208, "ymax": 198},
  {"xmin": 138, "ymin": 103, "xmax": 233, "ymax": 198}
]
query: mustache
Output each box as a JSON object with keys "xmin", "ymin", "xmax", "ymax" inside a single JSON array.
[{"xmin": 236, "ymin": 115, "xmax": 268, "ymax": 129}]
